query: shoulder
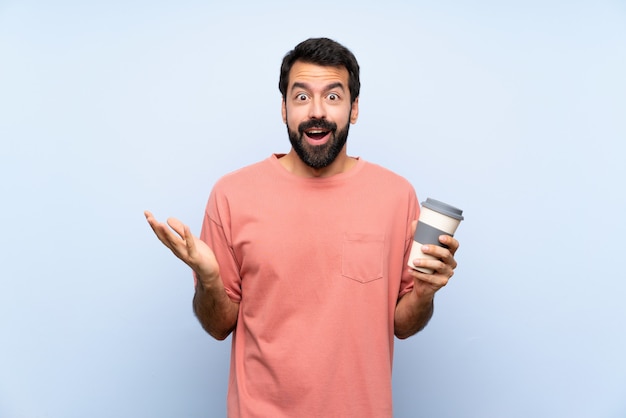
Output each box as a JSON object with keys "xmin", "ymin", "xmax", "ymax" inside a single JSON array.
[
  {"xmin": 212, "ymin": 156, "xmax": 274, "ymax": 190},
  {"xmin": 352, "ymin": 159, "xmax": 419, "ymax": 221},
  {"xmin": 359, "ymin": 160, "xmax": 415, "ymax": 191},
  {"xmin": 358, "ymin": 160, "xmax": 418, "ymax": 210}
]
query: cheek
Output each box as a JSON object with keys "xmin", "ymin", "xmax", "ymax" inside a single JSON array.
[
  {"xmin": 336, "ymin": 107, "xmax": 354, "ymax": 126},
  {"xmin": 285, "ymin": 106, "xmax": 305, "ymax": 127}
]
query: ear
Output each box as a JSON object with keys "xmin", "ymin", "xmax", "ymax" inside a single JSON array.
[
  {"xmin": 281, "ymin": 98, "xmax": 287, "ymax": 124},
  {"xmin": 350, "ymin": 97, "xmax": 359, "ymax": 124}
]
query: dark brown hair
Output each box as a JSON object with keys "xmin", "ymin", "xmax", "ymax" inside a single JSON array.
[{"xmin": 278, "ymin": 38, "xmax": 360, "ymax": 103}]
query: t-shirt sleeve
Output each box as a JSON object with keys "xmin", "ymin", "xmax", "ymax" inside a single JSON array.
[
  {"xmin": 398, "ymin": 187, "xmax": 420, "ymax": 298},
  {"xmin": 199, "ymin": 186, "xmax": 243, "ymax": 303}
]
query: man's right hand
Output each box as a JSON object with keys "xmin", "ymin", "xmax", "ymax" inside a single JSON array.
[{"xmin": 144, "ymin": 210, "xmax": 220, "ymax": 285}]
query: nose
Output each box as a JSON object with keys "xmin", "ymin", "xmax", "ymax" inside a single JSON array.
[{"xmin": 308, "ymin": 97, "xmax": 326, "ymax": 120}]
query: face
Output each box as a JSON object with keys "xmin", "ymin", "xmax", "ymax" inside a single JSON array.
[{"xmin": 282, "ymin": 61, "xmax": 359, "ymax": 169}]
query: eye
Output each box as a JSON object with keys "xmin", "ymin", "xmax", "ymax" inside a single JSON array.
[
  {"xmin": 296, "ymin": 93, "xmax": 308, "ymax": 101},
  {"xmin": 327, "ymin": 93, "xmax": 339, "ymax": 101}
]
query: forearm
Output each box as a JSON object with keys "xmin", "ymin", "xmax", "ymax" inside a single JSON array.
[
  {"xmin": 394, "ymin": 289, "xmax": 434, "ymax": 339},
  {"xmin": 192, "ymin": 275, "xmax": 239, "ymax": 340}
]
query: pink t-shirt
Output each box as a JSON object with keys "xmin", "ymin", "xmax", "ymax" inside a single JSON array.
[{"xmin": 201, "ymin": 155, "xmax": 419, "ymax": 417}]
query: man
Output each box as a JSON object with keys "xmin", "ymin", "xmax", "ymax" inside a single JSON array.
[{"xmin": 145, "ymin": 37, "xmax": 459, "ymax": 418}]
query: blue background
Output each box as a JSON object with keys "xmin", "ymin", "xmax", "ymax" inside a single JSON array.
[{"xmin": 1, "ymin": 1, "xmax": 625, "ymax": 416}]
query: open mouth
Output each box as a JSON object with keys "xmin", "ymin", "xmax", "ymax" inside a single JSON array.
[
  {"xmin": 298, "ymin": 119, "xmax": 337, "ymax": 144},
  {"xmin": 305, "ymin": 129, "xmax": 331, "ymax": 140}
]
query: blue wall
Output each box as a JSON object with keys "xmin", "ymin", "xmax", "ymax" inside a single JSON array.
[{"xmin": 1, "ymin": 1, "xmax": 625, "ymax": 416}]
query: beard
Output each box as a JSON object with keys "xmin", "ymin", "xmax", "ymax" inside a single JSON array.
[{"xmin": 286, "ymin": 117, "xmax": 350, "ymax": 169}]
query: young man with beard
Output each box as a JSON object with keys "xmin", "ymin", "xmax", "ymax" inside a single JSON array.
[{"xmin": 145, "ymin": 37, "xmax": 459, "ymax": 418}]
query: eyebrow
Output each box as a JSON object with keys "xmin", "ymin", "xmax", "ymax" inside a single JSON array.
[{"xmin": 290, "ymin": 81, "xmax": 346, "ymax": 93}]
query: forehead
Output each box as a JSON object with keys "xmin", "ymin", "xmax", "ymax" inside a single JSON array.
[{"xmin": 288, "ymin": 61, "xmax": 349, "ymax": 89}]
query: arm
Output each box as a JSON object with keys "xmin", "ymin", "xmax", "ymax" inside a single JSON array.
[
  {"xmin": 192, "ymin": 271, "xmax": 239, "ymax": 340},
  {"xmin": 145, "ymin": 211, "xmax": 239, "ymax": 340},
  {"xmin": 394, "ymin": 233, "xmax": 459, "ymax": 339}
]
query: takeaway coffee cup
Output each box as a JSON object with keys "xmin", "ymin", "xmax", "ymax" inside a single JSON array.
[{"xmin": 408, "ymin": 198, "xmax": 464, "ymax": 274}]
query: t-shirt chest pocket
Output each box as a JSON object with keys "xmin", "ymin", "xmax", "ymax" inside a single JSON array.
[{"xmin": 341, "ymin": 232, "xmax": 385, "ymax": 283}]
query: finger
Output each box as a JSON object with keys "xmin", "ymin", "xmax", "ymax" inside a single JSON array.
[
  {"xmin": 431, "ymin": 244, "xmax": 457, "ymax": 270},
  {"xmin": 152, "ymin": 222, "xmax": 179, "ymax": 248},
  {"xmin": 422, "ymin": 243, "xmax": 457, "ymax": 269},
  {"xmin": 427, "ymin": 260, "xmax": 454, "ymax": 282},
  {"xmin": 439, "ymin": 235, "xmax": 460, "ymax": 255},
  {"xmin": 145, "ymin": 212, "xmax": 164, "ymax": 236},
  {"xmin": 415, "ymin": 246, "xmax": 456, "ymax": 274},
  {"xmin": 167, "ymin": 217, "xmax": 186, "ymax": 238},
  {"xmin": 184, "ymin": 224, "xmax": 196, "ymax": 255},
  {"xmin": 415, "ymin": 258, "xmax": 447, "ymax": 276},
  {"xmin": 145, "ymin": 215, "xmax": 183, "ymax": 250},
  {"xmin": 437, "ymin": 237, "xmax": 459, "ymax": 270},
  {"xmin": 409, "ymin": 266, "xmax": 450, "ymax": 288},
  {"xmin": 145, "ymin": 212, "xmax": 172, "ymax": 241},
  {"xmin": 420, "ymin": 244, "xmax": 448, "ymax": 259},
  {"xmin": 144, "ymin": 210, "xmax": 156, "ymax": 229}
]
